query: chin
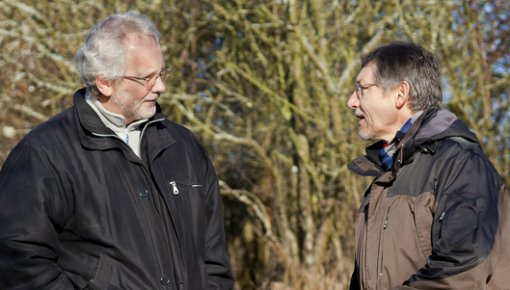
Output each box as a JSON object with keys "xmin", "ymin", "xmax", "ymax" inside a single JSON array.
[
  {"xmin": 358, "ymin": 131, "xmax": 376, "ymax": 141},
  {"xmin": 134, "ymin": 108, "xmax": 156, "ymax": 120}
]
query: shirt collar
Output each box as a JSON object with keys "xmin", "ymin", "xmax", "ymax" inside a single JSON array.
[{"xmin": 85, "ymin": 91, "xmax": 148, "ymax": 133}]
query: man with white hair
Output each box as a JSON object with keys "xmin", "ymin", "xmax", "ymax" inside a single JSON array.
[{"xmin": 0, "ymin": 12, "xmax": 234, "ymax": 289}]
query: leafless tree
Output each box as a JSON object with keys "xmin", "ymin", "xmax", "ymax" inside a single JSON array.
[{"xmin": 1, "ymin": 1, "xmax": 508, "ymax": 289}]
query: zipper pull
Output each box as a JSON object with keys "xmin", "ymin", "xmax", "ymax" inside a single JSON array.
[
  {"xmin": 169, "ymin": 181, "xmax": 179, "ymax": 195},
  {"xmin": 439, "ymin": 211, "xmax": 445, "ymax": 221}
]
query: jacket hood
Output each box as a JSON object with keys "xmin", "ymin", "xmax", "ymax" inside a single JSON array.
[
  {"xmin": 348, "ymin": 108, "xmax": 479, "ymax": 177},
  {"xmin": 413, "ymin": 109, "xmax": 478, "ymax": 145}
]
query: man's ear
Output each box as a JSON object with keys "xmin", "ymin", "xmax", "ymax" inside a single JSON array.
[
  {"xmin": 95, "ymin": 75, "xmax": 114, "ymax": 97},
  {"xmin": 395, "ymin": 80, "xmax": 410, "ymax": 109}
]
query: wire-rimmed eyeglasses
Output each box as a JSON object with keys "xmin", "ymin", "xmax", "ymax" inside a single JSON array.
[
  {"xmin": 116, "ymin": 67, "xmax": 171, "ymax": 89},
  {"xmin": 355, "ymin": 82, "xmax": 378, "ymax": 96}
]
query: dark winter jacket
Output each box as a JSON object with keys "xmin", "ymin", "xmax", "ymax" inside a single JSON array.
[
  {"xmin": 348, "ymin": 109, "xmax": 510, "ymax": 290},
  {"xmin": 0, "ymin": 89, "xmax": 234, "ymax": 290}
]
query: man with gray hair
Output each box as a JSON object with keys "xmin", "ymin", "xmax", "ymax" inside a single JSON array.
[
  {"xmin": 0, "ymin": 12, "xmax": 234, "ymax": 289},
  {"xmin": 347, "ymin": 42, "xmax": 510, "ymax": 289}
]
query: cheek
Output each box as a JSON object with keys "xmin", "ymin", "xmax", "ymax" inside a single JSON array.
[
  {"xmin": 119, "ymin": 82, "xmax": 147, "ymax": 98},
  {"xmin": 363, "ymin": 102, "xmax": 393, "ymax": 126},
  {"xmin": 361, "ymin": 103, "xmax": 378, "ymax": 123},
  {"xmin": 125, "ymin": 91, "xmax": 149, "ymax": 107}
]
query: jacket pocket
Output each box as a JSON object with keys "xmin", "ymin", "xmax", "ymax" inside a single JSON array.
[
  {"xmin": 411, "ymin": 192, "xmax": 435, "ymax": 260},
  {"xmin": 88, "ymin": 254, "xmax": 123, "ymax": 290},
  {"xmin": 167, "ymin": 179, "xmax": 207, "ymax": 250},
  {"xmin": 437, "ymin": 193, "xmax": 481, "ymax": 253},
  {"xmin": 168, "ymin": 180, "xmax": 206, "ymax": 215},
  {"xmin": 168, "ymin": 180, "xmax": 204, "ymax": 197}
]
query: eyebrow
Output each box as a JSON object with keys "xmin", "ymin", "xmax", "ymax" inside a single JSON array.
[{"xmin": 139, "ymin": 66, "xmax": 166, "ymax": 77}]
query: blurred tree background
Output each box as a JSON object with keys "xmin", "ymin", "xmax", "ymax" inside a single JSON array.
[{"xmin": 1, "ymin": 0, "xmax": 509, "ymax": 289}]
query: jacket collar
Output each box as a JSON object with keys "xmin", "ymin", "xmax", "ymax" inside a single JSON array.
[
  {"xmin": 397, "ymin": 108, "xmax": 478, "ymax": 170},
  {"xmin": 348, "ymin": 108, "xmax": 479, "ymax": 177},
  {"xmin": 75, "ymin": 88, "xmax": 115, "ymax": 136},
  {"xmin": 73, "ymin": 88, "xmax": 175, "ymax": 162}
]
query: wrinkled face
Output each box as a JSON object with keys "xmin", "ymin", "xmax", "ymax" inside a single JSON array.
[
  {"xmin": 347, "ymin": 62, "xmax": 401, "ymax": 143},
  {"xmin": 108, "ymin": 35, "xmax": 166, "ymax": 124}
]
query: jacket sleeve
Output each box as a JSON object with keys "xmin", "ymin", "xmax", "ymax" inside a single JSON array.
[
  {"xmin": 0, "ymin": 143, "xmax": 75, "ymax": 289},
  {"xmin": 396, "ymin": 147, "xmax": 505, "ymax": 289},
  {"xmin": 201, "ymin": 150, "xmax": 235, "ymax": 290}
]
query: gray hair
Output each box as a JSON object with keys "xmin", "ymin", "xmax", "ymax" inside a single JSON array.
[
  {"xmin": 362, "ymin": 42, "xmax": 443, "ymax": 111},
  {"xmin": 73, "ymin": 12, "xmax": 160, "ymax": 93}
]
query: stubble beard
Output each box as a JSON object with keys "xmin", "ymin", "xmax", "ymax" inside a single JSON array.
[{"xmin": 112, "ymin": 93, "xmax": 156, "ymax": 123}]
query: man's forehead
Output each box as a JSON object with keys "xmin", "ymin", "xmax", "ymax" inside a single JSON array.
[{"xmin": 357, "ymin": 62, "xmax": 376, "ymax": 82}]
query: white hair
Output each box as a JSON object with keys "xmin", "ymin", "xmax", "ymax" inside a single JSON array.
[{"xmin": 73, "ymin": 12, "xmax": 160, "ymax": 93}]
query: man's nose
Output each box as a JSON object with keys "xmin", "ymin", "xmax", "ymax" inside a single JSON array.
[
  {"xmin": 347, "ymin": 91, "xmax": 359, "ymax": 109},
  {"xmin": 152, "ymin": 76, "xmax": 166, "ymax": 93}
]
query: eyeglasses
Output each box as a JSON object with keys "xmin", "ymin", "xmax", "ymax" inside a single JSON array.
[
  {"xmin": 116, "ymin": 67, "xmax": 171, "ymax": 89},
  {"xmin": 355, "ymin": 82, "xmax": 378, "ymax": 96}
]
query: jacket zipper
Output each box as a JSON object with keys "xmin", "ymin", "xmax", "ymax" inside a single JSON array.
[
  {"xmin": 141, "ymin": 118, "xmax": 185, "ymax": 288},
  {"xmin": 169, "ymin": 181, "xmax": 203, "ymax": 195},
  {"xmin": 169, "ymin": 181, "xmax": 179, "ymax": 195},
  {"xmin": 92, "ymin": 118, "xmax": 174, "ymax": 288},
  {"xmin": 139, "ymin": 165, "xmax": 170, "ymax": 289},
  {"xmin": 377, "ymin": 201, "xmax": 394, "ymax": 289}
]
